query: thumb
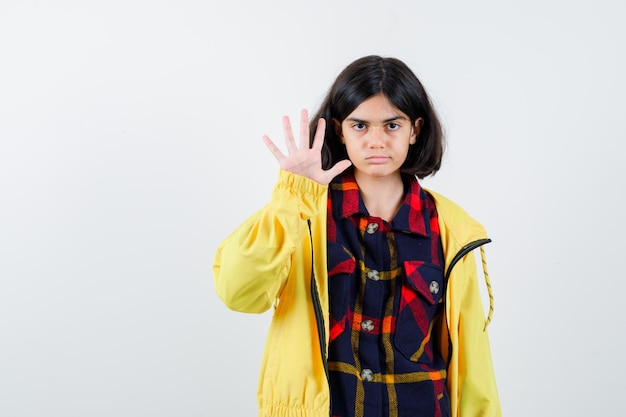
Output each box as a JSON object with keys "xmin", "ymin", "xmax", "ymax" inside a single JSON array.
[{"xmin": 326, "ymin": 159, "xmax": 352, "ymax": 180}]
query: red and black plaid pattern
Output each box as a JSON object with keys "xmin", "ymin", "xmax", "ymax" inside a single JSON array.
[{"xmin": 327, "ymin": 169, "xmax": 449, "ymax": 417}]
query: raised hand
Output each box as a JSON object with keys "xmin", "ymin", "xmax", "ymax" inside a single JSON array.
[{"xmin": 262, "ymin": 109, "xmax": 352, "ymax": 186}]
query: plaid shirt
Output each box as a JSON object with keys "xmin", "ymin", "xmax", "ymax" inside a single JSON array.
[{"xmin": 327, "ymin": 169, "xmax": 449, "ymax": 417}]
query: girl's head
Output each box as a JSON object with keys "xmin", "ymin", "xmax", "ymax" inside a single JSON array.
[{"xmin": 311, "ymin": 55, "xmax": 444, "ymax": 179}]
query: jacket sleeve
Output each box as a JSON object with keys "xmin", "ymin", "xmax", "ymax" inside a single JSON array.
[
  {"xmin": 213, "ymin": 170, "xmax": 328, "ymax": 313},
  {"xmin": 457, "ymin": 250, "xmax": 502, "ymax": 417}
]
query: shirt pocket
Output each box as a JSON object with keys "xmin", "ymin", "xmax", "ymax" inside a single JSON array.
[
  {"xmin": 327, "ymin": 242, "xmax": 355, "ymax": 342},
  {"xmin": 394, "ymin": 260, "xmax": 445, "ymax": 363}
]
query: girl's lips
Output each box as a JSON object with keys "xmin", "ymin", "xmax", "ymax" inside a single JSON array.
[{"xmin": 366, "ymin": 156, "xmax": 389, "ymax": 164}]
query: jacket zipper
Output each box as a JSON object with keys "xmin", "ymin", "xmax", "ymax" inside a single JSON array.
[
  {"xmin": 307, "ymin": 220, "xmax": 332, "ymax": 416},
  {"xmin": 442, "ymin": 238, "xmax": 492, "ymax": 364},
  {"xmin": 444, "ymin": 238, "xmax": 492, "ymax": 280}
]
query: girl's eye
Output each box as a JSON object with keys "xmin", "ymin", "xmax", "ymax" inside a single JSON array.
[
  {"xmin": 353, "ymin": 123, "xmax": 366, "ymax": 131},
  {"xmin": 387, "ymin": 123, "xmax": 400, "ymax": 130}
]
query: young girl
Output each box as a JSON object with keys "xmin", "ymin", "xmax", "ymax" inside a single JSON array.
[{"xmin": 213, "ymin": 55, "xmax": 501, "ymax": 417}]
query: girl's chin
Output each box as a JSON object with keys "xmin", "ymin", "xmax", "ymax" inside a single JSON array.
[{"xmin": 353, "ymin": 167, "xmax": 402, "ymax": 179}]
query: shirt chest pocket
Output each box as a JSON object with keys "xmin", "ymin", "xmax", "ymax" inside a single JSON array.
[{"xmin": 394, "ymin": 260, "xmax": 445, "ymax": 363}]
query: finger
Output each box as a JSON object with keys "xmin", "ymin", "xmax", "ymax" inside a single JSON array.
[
  {"xmin": 299, "ymin": 109, "xmax": 310, "ymax": 150},
  {"xmin": 325, "ymin": 159, "xmax": 352, "ymax": 180},
  {"xmin": 282, "ymin": 115, "xmax": 298, "ymax": 155},
  {"xmin": 262, "ymin": 135, "xmax": 285, "ymax": 163},
  {"xmin": 311, "ymin": 118, "xmax": 326, "ymax": 151}
]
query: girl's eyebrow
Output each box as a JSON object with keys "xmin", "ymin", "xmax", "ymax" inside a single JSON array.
[{"xmin": 345, "ymin": 116, "xmax": 409, "ymax": 123}]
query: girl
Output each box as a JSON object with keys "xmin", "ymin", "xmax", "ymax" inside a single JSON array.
[{"xmin": 213, "ymin": 55, "xmax": 500, "ymax": 417}]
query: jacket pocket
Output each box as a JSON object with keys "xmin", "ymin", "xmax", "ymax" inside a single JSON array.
[
  {"xmin": 327, "ymin": 242, "xmax": 355, "ymax": 342},
  {"xmin": 394, "ymin": 260, "xmax": 444, "ymax": 362}
]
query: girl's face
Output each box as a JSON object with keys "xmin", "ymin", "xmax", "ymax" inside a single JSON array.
[{"xmin": 335, "ymin": 93, "xmax": 422, "ymax": 182}]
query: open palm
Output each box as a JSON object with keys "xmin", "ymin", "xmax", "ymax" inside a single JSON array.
[{"xmin": 263, "ymin": 109, "xmax": 351, "ymax": 186}]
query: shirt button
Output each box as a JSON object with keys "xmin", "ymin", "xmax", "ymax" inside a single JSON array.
[
  {"xmin": 367, "ymin": 270, "xmax": 380, "ymax": 281},
  {"xmin": 361, "ymin": 319, "xmax": 374, "ymax": 332},
  {"xmin": 361, "ymin": 369, "xmax": 374, "ymax": 382},
  {"xmin": 366, "ymin": 222, "xmax": 379, "ymax": 234},
  {"xmin": 429, "ymin": 280, "xmax": 440, "ymax": 295}
]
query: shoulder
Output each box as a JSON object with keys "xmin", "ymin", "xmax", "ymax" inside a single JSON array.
[
  {"xmin": 424, "ymin": 189, "xmax": 489, "ymax": 245},
  {"xmin": 424, "ymin": 190, "xmax": 471, "ymax": 220}
]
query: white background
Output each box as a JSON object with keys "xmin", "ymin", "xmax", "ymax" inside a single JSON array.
[{"xmin": 1, "ymin": 1, "xmax": 625, "ymax": 416}]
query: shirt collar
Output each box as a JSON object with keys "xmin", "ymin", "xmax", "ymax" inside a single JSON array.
[{"xmin": 329, "ymin": 169, "xmax": 428, "ymax": 236}]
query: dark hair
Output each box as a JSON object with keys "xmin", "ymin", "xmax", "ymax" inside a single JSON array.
[{"xmin": 310, "ymin": 55, "xmax": 444, "ymax": 178}]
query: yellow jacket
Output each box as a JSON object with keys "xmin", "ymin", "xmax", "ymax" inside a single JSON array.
[{"xmin": 213, "ymin": 170, "xmax": 501, "ymax": 417}]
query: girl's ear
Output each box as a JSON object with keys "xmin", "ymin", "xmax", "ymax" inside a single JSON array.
[
  {"xmin": 332, "ymin": 118, "xmax": 344, "ymax": 143},
  {"xmin": 410, "ymin": 117, "xmax": 424, "ymax": 145}
]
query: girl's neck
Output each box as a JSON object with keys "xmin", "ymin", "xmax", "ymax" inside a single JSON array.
[{"xmin": 354, "ymin": 171, "xmax": 405, "ymax": 222}]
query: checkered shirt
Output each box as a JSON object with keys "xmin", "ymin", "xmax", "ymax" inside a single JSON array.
[{"xmin": 326, "ymin": 169, "xmax": 450, "ymax": 417}]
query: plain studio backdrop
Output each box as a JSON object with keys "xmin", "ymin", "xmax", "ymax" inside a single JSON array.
[{"xmin": 1, "ymin": 0, "xmax": 624, "ymax": 416}]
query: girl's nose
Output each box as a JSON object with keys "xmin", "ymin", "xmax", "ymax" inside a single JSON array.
[{"xmin": 367, "ymin": 128, "xmax": 385, "ymax": 147}]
